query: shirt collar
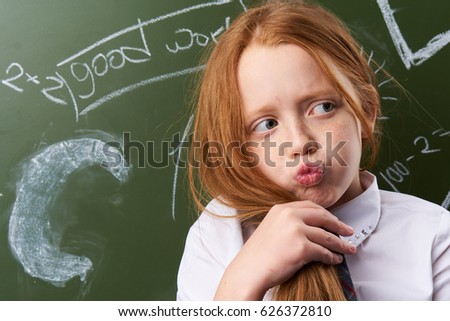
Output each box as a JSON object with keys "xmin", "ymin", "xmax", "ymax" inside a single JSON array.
[{"xmin": 331, "ymin": 171, "xmax": 381, "ymax": 247}]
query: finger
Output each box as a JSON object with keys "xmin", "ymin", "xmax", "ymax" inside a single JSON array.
[
  {"xmin": 303, "ymin": 242, "xmax": 344, "ymax": 265},
  {"xmin": 300, "ymin": 207, "xmax": 354, "ymax": 237},
  {"xmin": 306, "ymin": 226, "xmax": 357, "ymax": 255}
]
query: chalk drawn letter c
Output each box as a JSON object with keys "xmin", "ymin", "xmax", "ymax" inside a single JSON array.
[{"xmin": 8, "ymin": 137, "xmax": 129, "ymax": 286}]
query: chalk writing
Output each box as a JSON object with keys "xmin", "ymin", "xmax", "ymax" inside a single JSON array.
[
  {"xmin": 2, "ymin": 62, "xmax": 25, "ymax": 92},
  {"xmin": 166, "ymin": 17, "xmax": 230, "ymax": 53},
  {"xmin": 377, "ymin": 0, "xmax": 450, "ymax": 69},
  {"xmin": 0, "ymin": 0, "xmax": 243, "ymax": 122},
  {"xmin": 379, "ymin": 160, "xmax": 410, "ymax": 192},
  {"xmin": 413, "ymin": 136, "xmax": 441, "ymax": 154},
  {"xmin": 57, "ymin": 0, "xmax": 239, "ymax": 66},
  {"xmin": 8, "ymin": 136, "xmax": 129, "ymax": 286},
  {"xmin": 379, "ymin": 129, "xmax": 447, "ymax": 192}
]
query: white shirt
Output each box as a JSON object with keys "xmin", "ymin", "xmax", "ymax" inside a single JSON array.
[{"xmin": 177, "ymin": 172, "xmax": 450, "ymax": 300}]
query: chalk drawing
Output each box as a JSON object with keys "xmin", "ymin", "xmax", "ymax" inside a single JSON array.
[
  {"xmin": 56, "ymin": 0, "xmax": 236, "ymax": 67},
  {"xmin": 378, "ymin": 77, "xmax": 394, "ymax": 88},
  {"xmin": 79, "ymin": 65, "xmax": 205, "ymax": 116},
  {"xmin": 377, "ymin": 0, "xmax": 450, "ymax": 69},
  {"xmin": 1, "ymin": 1, "xmax": 245, "ymax": 122},
  {"xmin": 8, "ymin": 135, "xmax": 129, "ymax": 286},
  {"xmin": 169, "ymin": 114, "xmax": 194, "ymax": 221},
  {"xmin": 379, "ymin": 130, "xmax": 446, "ymax": 192},
  {"xmin": 382, "ymin": 96, "xmax": 398, "ymax": 101},
  {"xmin": 239, "ymin": 0, "xmax": 247, "ymax": 11},
  {"xmin": 374, "ymin": 61, "xmax": 386, "ymax": 74}
]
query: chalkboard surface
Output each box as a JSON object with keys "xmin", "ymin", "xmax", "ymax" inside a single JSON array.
[{"xmin": 0, "ymin": 0, "xmax": 448, "ymax": 300}]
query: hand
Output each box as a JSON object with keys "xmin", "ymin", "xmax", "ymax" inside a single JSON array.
[{"xmin": 214, "ymin": 201, "xmax": 356, "ymax": 300}]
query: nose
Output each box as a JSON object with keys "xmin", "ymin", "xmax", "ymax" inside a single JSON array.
[{"xmin": 285, "ymin": 124, "xmax": 318, "ymax": 158}]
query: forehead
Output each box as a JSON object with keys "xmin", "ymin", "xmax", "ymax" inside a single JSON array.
[{"xmin": 236, "ymin": 43, "xmax": 358, "ymax": 110}]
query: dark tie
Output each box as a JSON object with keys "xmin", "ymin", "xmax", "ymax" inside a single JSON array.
[{"xmin": 337, "ymin": 256, "xmax": 357, "ymax": 301}]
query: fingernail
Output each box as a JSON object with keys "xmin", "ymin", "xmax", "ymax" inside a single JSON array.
[{"xmin": 349, "ymin": 244, "xmax": 357, "ymax": 253}]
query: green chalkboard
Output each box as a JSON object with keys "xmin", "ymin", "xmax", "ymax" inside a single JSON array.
[{"xmin": 0, "ymin": 0, "xmax": 448, "ymax": 300}]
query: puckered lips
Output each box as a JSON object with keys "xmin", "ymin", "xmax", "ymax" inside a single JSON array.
[{"xmin": 296, "ymin": 163, "xmax": 324, "ymax": 186}]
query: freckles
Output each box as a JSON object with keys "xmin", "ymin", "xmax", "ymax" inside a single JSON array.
[
  {"xmin": 329, "ymin": 116, "xmax": 361, "ymax": 143},
  {"xmin": 320, "ymin": 118, "xmax": 362, "ymax": 168},
  {"xmin": 321, "ymin": 120, "xmax": 348, "ymax": 145}
]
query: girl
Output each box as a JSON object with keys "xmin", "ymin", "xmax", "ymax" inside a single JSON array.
[{"xmin": 177, "ymin": 0, "xmax": 450, "ymax": 300}]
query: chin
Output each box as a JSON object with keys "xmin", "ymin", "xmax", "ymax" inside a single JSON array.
[{"xmin": 293, "ymin": 188, "xmax": 338, "ymax": 208}]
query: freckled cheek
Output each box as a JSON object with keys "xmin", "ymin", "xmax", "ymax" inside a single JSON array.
[
  {"xmin": 328, "ymin": 128, "xmax": 348, "ymax": 147},
  {"xmin": 318, "ymin": 122, "xmax": 361, "ymax": 166},
  {"xmin": 326, "ymin": 118, "xmax": 360, "ymax": 143}
]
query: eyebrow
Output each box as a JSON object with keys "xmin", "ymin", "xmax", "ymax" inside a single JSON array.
[
  {"xmin": 244, "ymin": 87, "xmax": 341, "ymax": 118},
  {"xmin": 243, "ymin": 104, "xmax": 276, "ymax": 128}
]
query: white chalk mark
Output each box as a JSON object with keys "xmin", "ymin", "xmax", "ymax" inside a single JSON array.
[
  {"xmin": 55, "ymin": 72, "xmax": 80, "ymax": 123},
  {"xmin": 432, "ymin": 128, "xmax": 450, "ymax": 137},
  {"xmin": 8, "ymin": 136, "xmax": 129, "ymax": 286},
  {"xmin": 166, "ymin": 28, "xmax": 195, "ymax": 54},
  {"xmin": 377, "ymin": 0, "xmax": 450, "ymax": 69},
  {"xmin": 406, "ymin": 156, "xmax": 415, "ymax": 162},
  {"xmin": 41, "ymin": 74, "xmax": 68, "ymax": 106},
  {"xmin": 57, "ymin": 0, "xmax": 232, "ymax": 67},
  {"xmin": 378, "ymin": 77, "xmax": 394, "ymax": 88},
  {"xmin": 379, "ymin": 171, "xmax": 399, "ymax": 192},
  {"xmin": 2, "ymin": 62, "xmax": 25, "ymax": 93},
  {"xmin": 367, "ymin": 51, "xmax": 374, "ymax": 65},
  {"xmin": 25, "ymin": 73, "xmax": 40, "ymax": 85},
  {"xmin": 378, "ymin": 116, "xmax": 390, "ymax": 120},
  {"xmin": 171, "ymin": 114, "xmax": 194, "ymax": 221},
  {"xmin": 374, "ymin": 60, "xmax": 386, "ymax": 74},
  {"xmin": 239, "ymin": 0, "xmax": 247, "ymax": 11},
  {"xmin": 211, "ymin": 25, "xmax": 225, "ymax": 43},
  {"xmin": 79, "ymin": 65, "xmax": 205, "ymax": 116},
  {"xmin": 442, "ymin": 190, "xmax": 450, "ymax": 209},
  {"xmin": 382, "ymin": 96, "xmax": 398, "ymax": 101},
  {"xmin": 414, "ymin": 136, "xmax": 441, "ymax": 154}
]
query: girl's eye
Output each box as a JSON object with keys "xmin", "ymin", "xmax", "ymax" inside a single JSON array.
[
  {"xmin": 254, "ymin": 119, "xmax": 278, "ymax": 132},
  {"xmin": 311, "ymin": 102, "xmax": 335, "ymax": 115}
]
